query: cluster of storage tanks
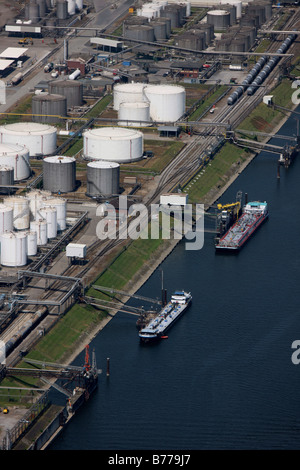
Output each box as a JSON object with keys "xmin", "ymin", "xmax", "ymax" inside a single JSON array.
[
  {"xmin": 0, "ymin": 190, "xmax": 67, "ymax": 267},
  {"xmin": 227, "ymin": 34, "xmax": 296, "ymax": 105},
  {"xmin": 124, "ymin": 1, "xmax": 190, "ymax": 42},
  {"xmin": 23, "ymin": 0, "xmax": 84, "ymax": 23}
]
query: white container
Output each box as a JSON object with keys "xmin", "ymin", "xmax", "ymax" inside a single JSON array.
[
  {"xmin": 118, "ymin": 102, "xmax": 151, "ymax": 127},
  {"xmin": 4, "ymin": 196, "xmax": 30, "ymax": 230},
  {"xmin": 83, "ymin": 127, "xmax": 143, "ymax": 163},
  {"xmin": 26, "ymin": 189, "xmax": 52, "ymax": 220},
  {"xmin": 1, "ymin": 231, "xmax": 27, "ymax": 267},
  {"xmin": 41, "ymin": 197, "xmax": 67, "ymax": 231},
  {"xmin": 0, "ymin": 203, "xmax": 13, "ymax": 234},
  {"xmin": 67, "ymin": 0, "xmax": 75, "ymax": 14},
  {"xmin": 39, "ymin": 206, "xmax": 57, "ymax": 239},
  {"xmin": 68, "ymin": 69, "xmax": 80, "ymax": 80},
  {"xmin": 144, "ymin": 84, "xmax": 186, "ymax": 122},
  {"xmin": 221, "ymin": 0, "xmax": 242, "ymax": 18},
  {"xmin": 30, "ymin": 219, "xmax": 48, "ymax": 245},
  {"xmin": 0, "ymin": 143, "xmax": 30, "ymax": 181},
  {"xmin": 75, "ymin": 0, "xmax": 83, "ymax": 9},
  {"xmin": 26, "ymin": 230, "xmax": 37, "ymax": 256},
  {"xmin": 160, "ymin": 193, "xmax": 188, "ymax": 206},
  {"xmin": 0, "ymin": 122, "xmax": 57, "ymax": 157},
  {"xmin": 113, "ymin": 83, "xmax": 148, "ymax": 111},
  {"xmin": 66, "ymin": 243, "xmax": 86, "ymax": 258}
]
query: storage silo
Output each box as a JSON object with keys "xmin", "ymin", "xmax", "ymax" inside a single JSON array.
[
  {"xmin": 39, "ymin": 206, "xmax": 57, "ymax": 239},
  {"xmin": 0, "ymin": 122, "xmax": 57, "ymax": 157},
  {"xmin": 113, "ymin": 82, "xmax": 148, "ymax": 111},
  {"xmin": 26, "ymin": 230, "xmax": 37, "ymax": 256},
  {"xmin": 118, "ymin": 102, "xmax": 151, "ymax": 127},
  {"xmin": 207, "ymin": 10, "xmax": 231, "ymax": 30},
  {"xmin": 75, "ymin": 0, "xmax": 83, "ymax": 10},
  {"xmin": 176, "ymin": 31, "xmax": 205, "ymax": 51},
  {"xmin": 150, "ymin": 19, "xmax": 168, "ymax": 41},
  {"xmin": 0, "ymin": 166, "xmax": 14, "ymax": 193},
  {"xmin": 215, "ymin": 4, "xmax": 236, "ymax": 25},
  {"xmin": 28, "ymin": 0, "xmax": 40, "ymax": 22},
  {"xmin": 43, "ymin": 156, "xmax": 76, "ymax": 193},
  {"xmin": 26, "ymin": 189, "xmax": 52, "ymax": 220},
  {"xmin": 30, "ymin": 219, "xmax": 47, "ymax": 245},
  {"xmin": 124, "ymin": 25, "xmax": 155, "ymax": 43},
  {"xmin": 86, "ymin": 161, "xmax": 120, "ymax": 197},
  {"xmin": 123, "ymin": 16, "xmax": 148, "ymax": 35},
  {"xmin": 83, "ymin": 127, "xmax": 144, "ymax": 163},
  {"xmin": 0, "ymin": 143, "xmax": 30, "ymax": 181},
  {"xmin": 56, "ymin": 0, "xmax": 68, "ymax": 19},
  {"xmin": 32, "ymin": 94, "xmax": 67, "ymax": 124},
  {"xmin": 144, "ymin": 84, "xmax": 186, "ymax": 122},
  {"xmin": 67, "ymin": 0, "xmax": 75, "ymax": 15},
  {"xmin": 48, "ymin": 80, "xmax": 83, "ymax": 108},
  {"xmin": 0, "ymin": 231, "xmax": 27, "ymax": 267},
  {"xmin": 41, "ymin": 197, "xmax": 67, "ymax": 231},
  {"xmin": 0, "ymin": 204, "xmax": 13, "ymax": 234},
  {"xmin": 221, "ymin": 0, "xmax": 242, "ymax": 18},
  {"xmin": 37, "ymin": 0, "xmax": 47, "ymax": 17},
  {"xmin": 195, "ymin": 23, "xmax": 214, "ymax": 46},
  {"xmin": 246, "ymin": 3, "xmax": 266, "ymax": 25},
  {"xmin": 4, "ymin": 196, "xmax": 30, "ymax": 230},
  {"xmin": 160, "ymin": 5, "xmax": 180, "ymax": 28}
]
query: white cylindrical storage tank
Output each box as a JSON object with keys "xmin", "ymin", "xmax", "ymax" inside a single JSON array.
[
  {"xmin": 26, "ymin": 230, "xmax": 37, "ymax": 256},
  {"xmin": 4, "ymin": 196, "xmax": 30, "ymax": 230},
  {"xmin": 0, "ymin": 143, "xmax": 30, "ymax": 181},
  {"xmin": 221, "ymin": 0, "xmax": 242, "ymax": 18},
  {"xmin": 118, "ymin": 102, "xmax": 151, "ymax": 127},
  {"xmin": 83, "ymin": 127, "xmax": 144, "ymax": 163},
  {"xmin": 0, "ymin": 203, "xmax": 13, "ymax": 234},
  {"xmin": 41, "ymin": 197, "xmax": 67, "ymax": 231},
  {"xmin": 67, "ymin": 0, "xmax": 75, "ymax": 14},
  {"xmin": 43, "ymin": 156, "xmax": 76, "ymax": 193},
  {"xmin": 113, "ymin": 83, "xmax": 147, "ymax": 111},
  {"xmin": 0, "ymin": 123, "xmax": 57, "ymax": 157},
  {"xmin": 39, "ymin": 206, "xmax": 57, "ymax": 239},
  {"xmin": 144, "ymin": 84, "xmax": 186, "ymax": 121},
  {"xmin": 0, "ymin": 165, "xmax": 14, "ymax": 193},
  {"xmin": 1, "ymin": 231, "xmax": 27, "ymax": 267},
  {"xmin": 207, "ymin": 10, "xmax": 231, "ymax": 30},
  {"xmin": 30, "ymin": 219, "xmax": 47, "ymax": 245},
  {"xmin": 75, "ymin": 0, "xmax": 83, "ymax": 9},
  {"xmin": 87, "ymin": 161, "xmax": 120, "ymax": 197},
  {"xmin": 26, "ymin": 189, "xmax": 52, "ymax": 220}
]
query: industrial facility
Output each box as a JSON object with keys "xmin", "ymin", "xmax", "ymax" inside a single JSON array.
[{"xmin": 0, "ymin": 0, "xmax": 299, "ymax": 450}]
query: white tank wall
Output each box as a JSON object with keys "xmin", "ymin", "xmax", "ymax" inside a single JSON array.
[
  {"xmin": 118, "ymin": 102, "xmax": 151, "ymax": 127},
  {"xmin": 113, "ymin": 83, "xmax": 148, "ymax": 111},
  {"xmin": 0, "ymin": 123, "xmax": 57, "ymax": 157},
  {"xmin": 144, "ymin": 84, "xmax": 186, "ymax": 121},
  {"xmin": 83, "ymin": 127, "xmax": 144, "ymax": 163},
  {"xmin": 26, "ymin": 189, "xmax": 52, "ymax": 220},
  {"xmin": 1, "ymin": 231, "xmax": 27, "ymax": 267},
  {"xmin": 30, "ymin": 219, "xmax": 48, "ymax": 245},
  {"xmin": 0, "ymin": 144, "xmax": 30, "ymax": 181},
  {"xmin": 220, "ymin": 0, "xmax": 242, "ymax": 18},
  {"xmin": 26, "ymin": 230, "xmax": 37, "ymax": 256},
  {"xmin": 41, "ymin": 197, "xmax": 67, "ymax": 231},
  {"xmin": 4, "ymin": 196, "xmax": 30, "ymax": 230},
  {"xmin": 0, "ymin": 204, "xmax": 13, "ymax": 234},
  {"xmin": 39, "ymin": 206, "xmax": 57, "ymax": 239},
  {"xmin": 67, "ymin": 0, "xmax": 75, "ymax": 14}
]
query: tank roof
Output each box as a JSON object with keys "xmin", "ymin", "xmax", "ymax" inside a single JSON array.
[
  {"xmin": 0, "ymin": 143, "xmax": 28, "ymax": 155},
  {"xmin": 43, "ymin": 155, "xmax": 75, "ymax": 163},
  {"xmin": 84, "ymin": 127, "xmax": 143, "ymax": 140},
  {"xmin": 145, "ymin": 84, "xmax": 185, "ymax": 94},
  {"xmin": 32, "ymin": 93, "xmax": 66, "ymax": 101},
  {"xmin": 0, "ymin": 122, "xmax": 57, "ymax": 134},
  {"xmin": 88, "ymin": 161, "xmax": 120, "ymax": 169}
]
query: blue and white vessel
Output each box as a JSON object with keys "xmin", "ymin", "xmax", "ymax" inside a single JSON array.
[{"xmin": 139, "ymin": 291, "xmax": 192, "ymax": 342}]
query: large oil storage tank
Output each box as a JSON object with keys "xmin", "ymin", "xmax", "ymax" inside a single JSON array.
[
  {"xmin": 86, "ymin": 161, "xmax": 120, "ymax": 197},
  {"xmin": 39, "ymin": 206, "xmax": 57, "ymax": 239},
  {"xmin": 113, "ymin": 83, "xmax": 148, "ymax": 111},
  {"xmin": 150, "ymin": 18, "xmax": 168, "ymax": 41},
  {"xmin": 4, "ymin": 196, "xmax": 30, "ymax": 230},
  {"xmin": 43, "ymin": 156, "xmax": 76, "ymax": 193},
  {"xmin": 0, "ymin": 122, "xmax": 57, "ymax": 157},
  {"xmin": 221, "ymin": 0, "xmax": 242, "ymax": 18},
  {"xmin": 67, "ymin": 0, "xmax": 75, "ymax": 15},
  {"xmin": 30, "ymin": 219, "xmax": 47, "ymax": 245},
  {"xmin": 176, "ymin": 31, "xmax": 205, "ymax": 51},
  {"xmin": 48, "ymin": 80, "xmax": 83, "ymax": 108},
  {"xmin": 26, "ymin": 230, "xmax": 37, "ymax": 256},
  {"xmin": 215, "ymin": 4, "xmax": 236, "ymax": 25},
  {"xmin": 160, "ymin": 4, "xmax": 180, "ymax": 28},
  {"xmin": 0, "ymin": 143, "xmax": 30, "ymax": 181},
  {"xmin": 124, "ymin": 25, "xmax": 155, "ymax": 43},
  {"xmin": 41, "ymin": 197, "xmax": 67, "ymax": 231},
  {"xmin": 144, "ymin": 84, "xmax": 186, "ymax": 121},
  {"xmin": 56, "ymin": 0, "xmax": 68, "ymax": 20},
  {"xmin": 37, "ymin": 0, "xmax": 47, "ymax": 17},
  {"xmin": 32, "ymin": 94, "xmax": 67, "ymax": 124},
  {"xmin": 194, "ymin": 23, "xmax": 214, "ymax": 46},
  {"xmin": 0, "ymin": 231, "xmax": 27, "ymax": 267},
  {"xmin": 27, "ymin": 0, "xmax": 40, "ymax": 22},
  {"xmin": 83, "ymin": 127, "xmax": 144, "ymax": 163},
  {"xmin": 118, "ymin": 101, "xmax": 151, "ymax": 127},
  {"xmin": 207, "ymin": 10, "xmax": 231, "ymax": 30},
  {"xmin": 0, "ymin": 166, "xmax": 14, "ymax": 193},
  {"xmin": 0, "ymin": 203, "xmax": 13, "ymax": 234}
]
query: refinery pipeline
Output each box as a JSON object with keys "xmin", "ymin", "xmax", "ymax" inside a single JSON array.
[{"xmin": 1, "ymin": 0, "xmax": 300, "ymax": 450}]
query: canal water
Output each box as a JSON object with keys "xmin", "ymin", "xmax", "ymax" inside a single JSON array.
[{"xmin": 50, "ymin": 111, "xmax": 300, "ymax": 450}]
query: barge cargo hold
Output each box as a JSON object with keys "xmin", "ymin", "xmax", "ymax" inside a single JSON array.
[
  {"xmin": 215, "ymin": 201, "xmax": 268, "ymax": 251},
  {"xmin": 139, "ymin": 291, "xmax": 192, "ymax": 342}
]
